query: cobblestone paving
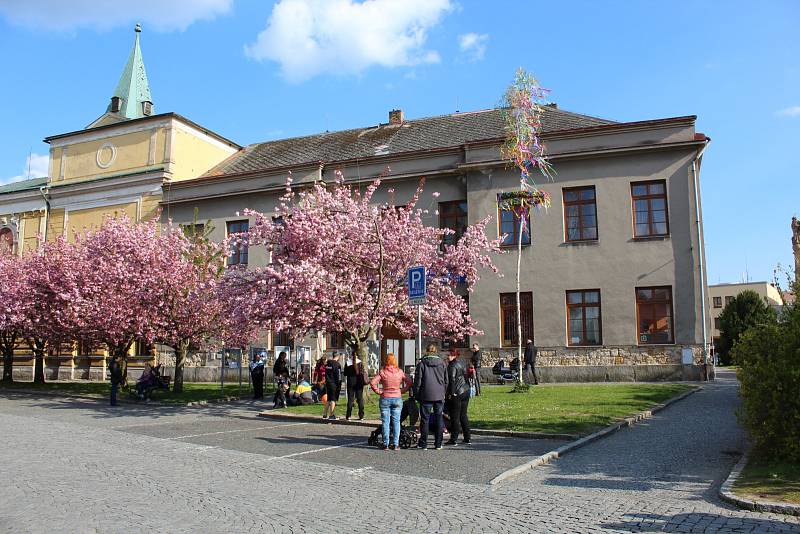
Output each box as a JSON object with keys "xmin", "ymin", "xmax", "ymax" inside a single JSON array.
[{"xmin": 1, "ymin": 370, "xmax": 798, "ymax": 533}]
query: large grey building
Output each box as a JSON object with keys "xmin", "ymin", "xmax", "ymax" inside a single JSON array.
[{"xmin": 163, "ymin": 106, "xmax": 712, "ymax": 381}]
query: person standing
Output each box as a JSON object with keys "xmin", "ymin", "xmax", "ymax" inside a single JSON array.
[
  {"xmin": 470, "ymin": 343, "xmax": 482, "ymax": 396},
  {"xmin": 273, "ymin": 351, "xmax": 290, "ymax": 381},
  {"xmin": 323, "ymin": 353, "xmax": 343, "ymax": 420},
  {"xmin": 370, "ymin": 353, "xmax": 412, "ymax": 450},
  {"xmin": 524, "ymin": 339, "xmax": 539, "ymax": 385},
  {"xmin": 446, "ymin": 351, "xmax": 471, "ymax": 446},
  {"xmin": 344, "ymin": 354, "xmax": 366, "ymax": 420},
  {"xmin": 249, "ymin": 353, "xmax": 265, "ymax": 400},
  {"xmin": 108, "ymin": 354, "xmax": 122, "ymax": 406},
  {"xmin": 413, "ymin": 343, "xmax": 448, "ymax": 450}
]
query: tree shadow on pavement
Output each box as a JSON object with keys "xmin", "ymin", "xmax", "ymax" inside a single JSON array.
[{"xmin": 601, "ymin": 511, "xmax": 800, "ymax": 532}]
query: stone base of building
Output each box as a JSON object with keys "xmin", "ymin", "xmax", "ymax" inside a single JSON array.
[{"xmin": 479, "ymin": 364, "xmax": 705, "ymax": 383}]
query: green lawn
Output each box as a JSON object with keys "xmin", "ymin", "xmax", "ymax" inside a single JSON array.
[
  {"xmin": 733, "ymin": 458, "xmax": 800, "ymax": 505},
  {"xmin": 277, "ymin": 383, "xmax": 694, "ymax": 435},
  {"xmin": 0, "ymin": 380, "xmax": 265, "ymax": 405}
]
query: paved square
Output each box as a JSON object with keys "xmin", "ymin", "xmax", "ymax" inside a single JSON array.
[{"xmin": 1, "ymin": 371, "xmax": 799, "ymax": 533}]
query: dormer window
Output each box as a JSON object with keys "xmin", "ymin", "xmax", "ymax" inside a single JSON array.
[
  {"xmin": 110, "ymin": 96, "xmax": 122, "ymax": 113},
  {"xmin": 142, "ymin": 101, "xmax": 153, "ymax": 116}
]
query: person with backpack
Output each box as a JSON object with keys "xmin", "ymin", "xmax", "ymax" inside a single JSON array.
[
  {"xmin": 524, "ymin": 339, "xmax": 539, "ymax": 385},
  {"xmin": 369, "ymin": 353, "xmax": 412, "ymax": 450},
  {"xmin": 446, "ymin": 350, "xmax": 472, "ymax": 446},
  {"xmin": 108, "ymin": 354, "xmax": 122, "ymax": 406},
  {"xmin": 344, "ymin": 353, "xmax": 366, "ymax": 420},
  {"xmin": 249, "ymin": 352, "xmax": 265, "ymax": 400},
  {"xmin": 413, "ymin": 343, "xmax": 448, "ymax": 450},
  {"xmin": 323, "ymin": 353, "xmax": 343, "ymax": 420}
]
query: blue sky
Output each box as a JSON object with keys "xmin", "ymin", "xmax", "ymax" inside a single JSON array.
[{"xmin": 0, "ymin": 0, "xmax": 798, "ymax": 285}]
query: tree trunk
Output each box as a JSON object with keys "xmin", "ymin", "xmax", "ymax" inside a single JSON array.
[
  {"xmin": 2, "ymin": 345, "xmax": 14, "ymax": 383},
  {"xmin": 33, "ymin": 344, "xmax": 45, "ymax": 384},
  {"xmin": 173, "ymin": 340, "xmax": 189, "ymax": 393},
  {"xmin": 1, "ymin": 332, "xmax": 16, "ymax": 382}
]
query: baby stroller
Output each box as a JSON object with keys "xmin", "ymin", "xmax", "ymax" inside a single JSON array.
[{"xmin": 368, "ymin": 424, "xmax": 419, "ymax": 449}]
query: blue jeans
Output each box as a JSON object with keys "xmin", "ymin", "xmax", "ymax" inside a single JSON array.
[
  {"xmin": 110, "ymin": 383, "xmax": 118, "ymax": 406},
  {"xmin": 418, "ymin": 400, "xmax": 444, "ymax": 448},
  {"xmin": 379, "ymin": 397, "xmax": 403, "ymax": 447}
]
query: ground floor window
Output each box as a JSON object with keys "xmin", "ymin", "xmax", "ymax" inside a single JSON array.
[
  {"xmin": 636, "ymin": 286, "xmax": 674, "ymax": 344},
  {"xmin": 566, "ymin": 289, "xmax": 602, "ymax": 345},
  {"xmin": 441, "ymin": 295, "xmax": 470, "ymax": 349},
  {"xmin": 326, "ymin": 331, "xmax": 346, "ymax": 350},
  {"xmin": 500, "ymin": 292, "xmax": 533, "ymax": 347}
]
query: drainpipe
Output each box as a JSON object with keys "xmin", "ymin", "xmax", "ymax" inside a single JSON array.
[
  {"xmin": 691, "ymin": 138, "xmax": 711, "ymax": 380},
  {"xmin": 38, "ymin": 186, "xmax": 51, "ymax": 243}
]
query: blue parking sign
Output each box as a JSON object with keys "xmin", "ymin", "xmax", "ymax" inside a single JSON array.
[{"xmin": 407, "ymin": 265, "xmax": 426, "ymax": 305}]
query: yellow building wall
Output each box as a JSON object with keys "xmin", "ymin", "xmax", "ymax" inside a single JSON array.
[
  {"xmin": 55, "ymin": 128, "xmax": 164, "ymax": 184},
  {"xmin": 66, "ymin": 202, "xmax": 138, "ymax": 240},
  {"xmin": 140, "ymin": 193, "xmax": 162, "ymax": 222},
  {"xmin": 47, "ymin": 208, "xmax": 65, "ymax": 240},
  {"xmin": 171, "ymin": 128, "xmax": 235, "ymax": 181},
  {"xmin": 21, "ymin": 213, "xmax": 43, "ymax": 253}
]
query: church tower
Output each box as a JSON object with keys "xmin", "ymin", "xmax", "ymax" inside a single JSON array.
[{"xmin": 89, "ymin": 24, "xmax": 154, "ymax": 128}]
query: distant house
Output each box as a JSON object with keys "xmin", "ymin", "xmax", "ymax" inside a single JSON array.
[{"xmin": 708, "ymin": 282, "xmax": 784, "ymax": 354}]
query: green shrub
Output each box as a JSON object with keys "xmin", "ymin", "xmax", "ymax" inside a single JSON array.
[
  {"xmin": 733, "ymin": 303, "xmax": 800, "ymax": 462},
  {"xmin": 718, "ymin": 290, "xmax": 777, "ymax": 365}
]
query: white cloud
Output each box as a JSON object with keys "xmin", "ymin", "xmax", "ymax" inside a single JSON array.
[
  {"xmin": 776, "ymin": 106, "xmax": 800, "ymax": 117},
  {"xmin": 2, "ymin": 153, "xmax": 49, "ymax": 186},
  {"xmin": 458, "ymin": 32, "xmax": 488, "ymax": 61},
  {"xmin": 245, "ymin": 0, "xmax": 453, "ymax": 83},
  {"xmin": 0, "ymin": 0, "xmax": 232, "ymax": 32}
]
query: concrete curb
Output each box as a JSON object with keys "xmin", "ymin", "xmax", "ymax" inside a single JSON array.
[
  {"xmin": 0, "ymin": 387, "xmax": 245, "ymax": 408},
  {"xmin": 488, "ymin": 385, "xmax": 702, "ymax": 486},
  {"xmin": 256, "ymin": 410, "xmax": 578, "ymax": 441},
  {"xmin": 719, "ymin": 452, "xmax": 800, "ymax": 517}
]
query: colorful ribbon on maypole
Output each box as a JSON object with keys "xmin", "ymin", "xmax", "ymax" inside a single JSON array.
[{"xmin": 497, "ymin": 68, "xmax": 554, "ymax": 231}]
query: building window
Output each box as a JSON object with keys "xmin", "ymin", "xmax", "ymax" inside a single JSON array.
[
  {"xmin": 566, "ymin": 290, "xmax": 602, "ymax": 345},
  {"xmin": 631, "ymin": 181, "xmax": 669, "ymax": 237},
  {"xmin": 713, "ymin": 296, "xmax": 722, "ymax": 308},
  {"xmin": 500, "ymin": 292, "xmax": 533, "ymax": 347},
  {"xmin": 439, "ymin": 200, "xmax": 468, "ymax": 247},
  {"xmin": 636, "ymin": 286, "xmax": 674, "ymax": 344},
  {"xmin": 0, "ymin": 227, "xmax": 13, "ymax": 255},
  {"xmin": 725, "ymin": 296, "xmax": 734, "ymax": 306},
  {"xmin": 273, "ymin": 330, "xmax": 292, "ymax": 348},
  {"xmin": 326, "ymin": 331, "xmax": 346, "ymax": 350},
  {"xmin": 498, "ymin": 207, "xmax": 530, "ymax": 247},
  {"xmin": 226, "ymin": 220, "xmax": 249, "ymax": 266},
  {"xmin": 714, "ymin": 317, "xmax": 721, "ymax": 330},
  {"xmin": 563, "ymin": 186, "xmax": 598, "ymax": 241}
]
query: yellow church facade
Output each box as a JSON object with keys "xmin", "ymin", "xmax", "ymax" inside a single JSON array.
[{"xmin": 0, "ymin": 26, "xmax": 239, "ymax": 380}]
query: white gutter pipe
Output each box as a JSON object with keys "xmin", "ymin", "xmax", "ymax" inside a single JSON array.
[{"xmin": 691, "ymin": 138, "xmax": 711, "ymax": 380}]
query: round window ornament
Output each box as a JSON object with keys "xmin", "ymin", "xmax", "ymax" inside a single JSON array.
[{"xmin": 96, "ymin": 142, "xmax": 117, "ymax": 169}]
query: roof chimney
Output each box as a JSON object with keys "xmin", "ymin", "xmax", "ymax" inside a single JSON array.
[{"xmin": 389, "ymin": 109, "xmax": 403, "ymax": 125}]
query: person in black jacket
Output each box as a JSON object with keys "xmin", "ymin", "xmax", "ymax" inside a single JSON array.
[
  {"xmin": 343, "ymin": 355, "xmax": 365, "ymax": 420},
  {"xmin": 323, "ymin": 353, "xmax": 343, "ymax": 420},
  {"xmin": 249, "ymin": 353, "xmax": 265, "ymax": 400},
  {"xmin": 524, "ymin": 339, "xmax": 539, "ymax": 385},
  {"xmin": 108, "ymin": 354, "xmax": 123, "ymax": 406},
  {"xmin": 413, "ymin": 343, "xmax": 448, "ymax": 450},
  {"xmin": 445, "ymin": 350, "xmax": 471, "ymax": 445}
]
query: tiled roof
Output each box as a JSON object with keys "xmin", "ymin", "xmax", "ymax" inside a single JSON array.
[
  {"xmin": 0, "ymin": 176, "xmax": 47, "ymax": 195},
  {"xmin": 205, "ymin": 107, "xmax": 615, "ymax": 177}
]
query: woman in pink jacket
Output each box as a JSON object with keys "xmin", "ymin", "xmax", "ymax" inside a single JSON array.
[{"xmin": 370, "ymin": 353, "xmax": 412, "ymax": 450}]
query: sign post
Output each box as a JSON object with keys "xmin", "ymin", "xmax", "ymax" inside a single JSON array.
[{"xmin": 407, "ymin": 266, "xmax": 427, "ymax": 367}]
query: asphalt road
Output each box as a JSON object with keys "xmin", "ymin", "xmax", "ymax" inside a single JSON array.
[{"xmin": 0, "ymin": 370, "xmax": 798, "ymax": 533}]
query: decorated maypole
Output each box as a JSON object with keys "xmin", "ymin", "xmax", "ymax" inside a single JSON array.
[{"xmin": 499, "ymin": 69, "xmax": 554, "ymax": 387}]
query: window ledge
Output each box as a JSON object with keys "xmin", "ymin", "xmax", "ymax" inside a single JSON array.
[
  {"xmin": 499, "ymin": 243, "xmax": 531, "ymax": 249},
  {"xmin": 637, "ymin": 342, "xmax": 676, "ymax": 346},
  {"xmin": 631, "ymin": 235, "xmax": 670, "ymax": 242},
  {"xmin": 561, "ymin": 239, "xmax": 599, "ymax": 247}
]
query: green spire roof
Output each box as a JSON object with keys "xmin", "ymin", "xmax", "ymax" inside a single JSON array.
[{"xmin": 106, "ymin": 24, "xmax": 153, "ymax": 120}]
